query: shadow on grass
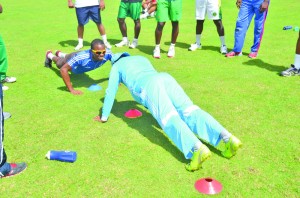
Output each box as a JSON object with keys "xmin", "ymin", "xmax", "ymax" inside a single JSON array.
[
  {"xmin": 106, "ymin": 99, "xmax": 187, "ymax": 163},
  {"xmin": 242, "ymin": 59, "xmax": 287, "ymax": 74},
  {"xmin": 58, "ymin": 40, "xmax": 91, "ymax": 49},
  {"xmin": 48, "ymin": 67, "xmax": 108, "ymax": 92}
]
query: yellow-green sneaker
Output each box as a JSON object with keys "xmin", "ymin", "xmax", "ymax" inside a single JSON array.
[
  {"xmin": 185, "ymin": 145, "xmax": 211, "ymax": 172},
  {"xmin": 221, "ymin": 135, "xmax": 242, "ymax": 159}
]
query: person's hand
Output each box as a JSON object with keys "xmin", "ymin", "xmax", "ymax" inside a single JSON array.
[
  {"xmin": 236, "ymin": 0, "xmax": 242, "ymax": 9},
  {"xmin": 99, "ymin": 0, "xmax": 105, "ymax": 11},
  {"xmin": 260, "ymin": 1, "xmax": 269, "ymax": 12},
  {"xmin": 68, "ymin": 1, "xmax": 75, "ymax": 8},
  {"xmin": 94, "ymin": 115, "xmax": 107, "ymax": 123},
  {"xmin": 70, "ymin": 89, "xmax": 83, "ymax": 95}
]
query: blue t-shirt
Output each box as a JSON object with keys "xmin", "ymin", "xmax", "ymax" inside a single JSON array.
[{"xmin": 67, "ymin": 49, "xmax": 113, "ymax": 74}]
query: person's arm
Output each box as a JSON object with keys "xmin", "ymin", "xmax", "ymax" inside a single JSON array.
[
  {"xmin": 0, "ymin": 4, "xmax": 3, "ymax": 13},
  {"xmin": 99, "ymin": 0, "xmax": 105, "ymax": 11},
  {"xmin": 236, "ymin": 0, "xmax": 242, "ymax": 9},
  {"xmin": 68, "ymin": 0, "xmax": 75, "ymax": 8},
  {"xmin": 60, "ymin": 63, "xmax": 83, "ymax": 95},
  {"xmin": 95, "ymin": 66, "xmax": 121, "ymax": 122},
  {"xmin": 260, "ymin": 0, "xmax": 269, "ymax": 12}
]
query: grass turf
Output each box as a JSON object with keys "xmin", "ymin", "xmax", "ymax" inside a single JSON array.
[{"xmin": 0, "ymin": 0, "xmax": 299, "ymax": 197}]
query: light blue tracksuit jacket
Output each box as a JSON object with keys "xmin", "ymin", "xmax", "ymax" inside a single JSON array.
[{"xmin": 101, "ymin": 53, "xmax": 226, "ymax": 159}]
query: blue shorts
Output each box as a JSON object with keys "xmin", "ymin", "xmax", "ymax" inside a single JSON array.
[{"xmin": 76, "ymin": 5, "xmax": 102, "ymax": 25}]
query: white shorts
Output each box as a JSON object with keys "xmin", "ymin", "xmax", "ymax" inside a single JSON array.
[{"xmin": 195, "ymin": 0, "xmax": 221, "ymax": 20}]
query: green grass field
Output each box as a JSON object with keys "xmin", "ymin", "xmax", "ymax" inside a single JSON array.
[{"xmin": 0, "ymin": 0, "xmax": 299, "ymax": 197}]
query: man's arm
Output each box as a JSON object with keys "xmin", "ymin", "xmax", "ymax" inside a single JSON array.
[
  {"xmin": 96, "ymin": 66, "xmax": 121, "ymax": 122},
  {"xmin": 60, "ymin": 63, "xmax": 83, "ymax": 95},
  {"xmin": 0, "ymin": 4, "xmax": 3, "ymax": 13},
  {"xmin": 99, "ymin": 0, "xmax": 105, "ymax": 11},
  {"xmin": 68, "ymin": 0, "xmax": 75, "ymax": 8},
  {"xmin": 260, "ymin": 0, "xmax": 269, "ymax": 12},
  {"xmin": 236, "ymin": 0, "xmax": 242, "ymax": 9}
]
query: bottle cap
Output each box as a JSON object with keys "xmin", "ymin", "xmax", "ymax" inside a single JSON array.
[{"xmin": 45, "ymin": 151, "xmax": 51, "ymax": 160}]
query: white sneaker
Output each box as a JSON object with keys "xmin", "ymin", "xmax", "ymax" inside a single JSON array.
[
  {"xmin": 129, "ymin": 40, "xmax": 138, "ymax": 49},
  {"xmin": 74, "ymin": 43, "xmax": 83, "ymax": 51},
  {"xmin": 153, "ymin": 47, "xmax": 160, "ymax": 59},
  {"xmin": 115, "ymin": 40, "xmax": 129, "ymax": 47},
  {"xmin": 104, "ymin": 41, "xmax": 112, "ymax": 49},
  {"xmin": 220, "ymin": 45, "xmax": 228, "ymax": 54},
  {"xmin": 167, "ymin": 46, "xmax": 175, "ymax": 58},
  {"xmin": 188, "ymin": 43, "xmax": 201, "ymax": 51},
  {"xmin": 2, "ymin": 76, "xmax": 16, "ymax": 83},
  {"xmin": 140, "ymin": 13, "xmax": 149, "ymax": 19}
]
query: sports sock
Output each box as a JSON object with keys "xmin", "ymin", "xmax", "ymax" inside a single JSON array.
[
  {"xmin": 58, "ymin": 52, "xmax": 66, "ymax": 58},
  {"xmin": 47, "ymin": 53, "xmax": 54, "ymax": 60},
  {"xmin": 170, "ymin": 43, "xmax": 175, "ymax": 47},
  {"xmin": 196, "ymin": 34, "xmax": 201, "ymax": 45},
  {"xmin": 294, "ymin": 54, "xmax": 300, "ymax": 69},
  {"xmin": 78, "ymin": 38, "xmax": 83, "ymax": 45},
  {"xmin": 102, "ymin": 34, "xmax": 108, "ymax": 43},
  {"xmin": 220, "ymin": 130, "xmax": 232, "ymax": 143},
  {"xmin": 122, "ymin": 37, "xmax": 128, "ymax": 42},
  {"xmin": 219, "ymin": 36, "xmax": 226, "ymax": 46},
  {"xmin": 193, "ymin": 141, "xmax": 202, "ymax": 152}
]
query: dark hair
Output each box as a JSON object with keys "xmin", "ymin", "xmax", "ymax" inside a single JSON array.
[{"xmin": 91, "ymin": 39, "xmax": 104, "ymax": 49}]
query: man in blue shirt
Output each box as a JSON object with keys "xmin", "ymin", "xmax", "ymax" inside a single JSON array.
[
  {"xmin": 44, "ymin": 39, "xmax": 112, "ymax": 95},
  {"xmin": 94, "ymin": 53, "xmax": 242, "ymax": 171}
]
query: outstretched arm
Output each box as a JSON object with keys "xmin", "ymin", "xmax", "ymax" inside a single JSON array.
[
  {"xmin": 60, "ymin": 63, "xmax": 83, "ymax": 95},
  {"xmin": 0, "ymin": 4, "xmax": 3, "ymax": 13}
]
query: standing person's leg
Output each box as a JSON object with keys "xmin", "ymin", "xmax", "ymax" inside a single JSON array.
[
  {"xmin": 153, "ymin": 0, "xmax": 169, "ymax": 58},
  {"xmin": 0, "ymin": 82, "xmax": 26, "ymax": 178},
  {"xmin": 249, "ymin": 0, "xmax": 269, "ymax": 58},
  {"xmin": 214, "ymin": 19, "xmax": 227, "ymax": 53},
  {"xmin": 75, "ymin": 7, "xmax": 89, "ymax": 50},
  {"xmin": 0, "ymin": 35, "xmax": 8, "ymax": 82},
  {"xmin": 189, "ymin": 20, "xmax": 204, "ymax": 51},
  {"xmin": 0, "ymin": 83, "xmax": 7, "ymax": 169},
  {"xmin": 90, "ymin": 6, "xmax": 111, "ymax": 49},
  {"xmin": 226, "ymin": 0, "xmax": 254, "ymax": 57},
  {"xmin": 115, "ymin": 2, "xmax": 129, "ymax": 47},
  {"xmin": 167, "ymin": 0, "xmax": 182, "ymax": 58},
  {"xmin": 281, "ymin": 32, "xmax": 300, "ymax": 76},
  {"xmin": 189, "ymin": 0, "xmax": 205, "ymax": 51},
  {"xmin": 129, "ymin": 2, "xmax": 142, "ymax": 49}
]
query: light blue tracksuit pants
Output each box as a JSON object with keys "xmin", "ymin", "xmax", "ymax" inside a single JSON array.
[
  {"xmin": 142, "ymin": 73, "xmax": 225, "ymax": 159},
  {"xmin": 233, "ymin": 0, "xmax": 269, "ymax": 53}
]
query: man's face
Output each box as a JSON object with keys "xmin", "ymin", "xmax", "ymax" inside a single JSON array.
[{"xmin": 91, "ymin": 44, "xmax": 106, "ymax": 61}]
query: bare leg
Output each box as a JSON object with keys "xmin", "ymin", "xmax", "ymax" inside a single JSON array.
[
  {"xmin": 117, "ymin": 18, "xmax": 127, "ymax": 37},
  {"xmin": 171, "ymin": 21, "xmax": 179, "ymax": 44}
]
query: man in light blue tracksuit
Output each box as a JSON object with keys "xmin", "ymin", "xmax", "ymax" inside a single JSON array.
[
  {"xmin": 94, "ymin": 53, "xmax": 242, "ymax": 171},
  {"xmin": 226, "ymin": 0, "xmax": 269, "ymax": 59}
]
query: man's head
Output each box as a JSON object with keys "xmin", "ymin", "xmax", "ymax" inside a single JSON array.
[{"xmin": 91, "ymin": 39, "xmax": 106, "ymax": 61}]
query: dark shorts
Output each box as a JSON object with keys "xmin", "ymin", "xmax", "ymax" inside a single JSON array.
[{"xmin": 76, "ymin": 5, "xmax": 101, "ymax": 25}]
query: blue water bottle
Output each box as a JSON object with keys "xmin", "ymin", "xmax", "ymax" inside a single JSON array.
[
  {"xmin": 46, "ymin": 150, "xmax": 77, "ymax": 163},
  {"xmin": 283, "ymin": 26, "xmax": 292, "ymax": 30}
]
